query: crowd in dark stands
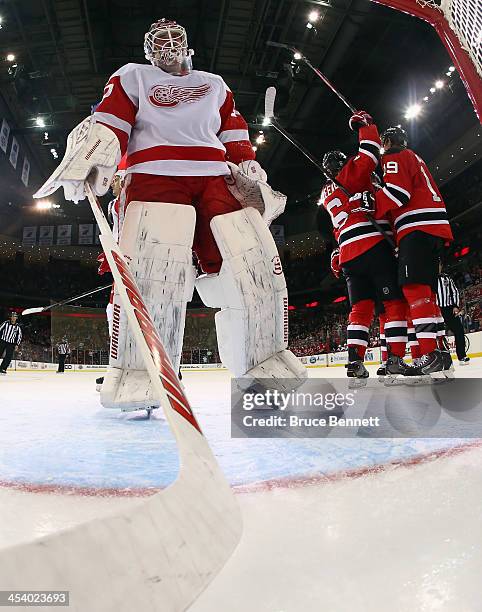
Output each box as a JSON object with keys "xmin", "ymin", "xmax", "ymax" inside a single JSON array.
[
  {"xmin": 0, "ymin": 258, "xmax": 108, "ymax": 307},
  {"xmin": 1, "ymin": 236, "xmax": 480, "ymax": 363}
]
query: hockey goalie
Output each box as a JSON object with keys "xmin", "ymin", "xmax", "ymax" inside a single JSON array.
[{"xmin": 34, "ymin": 18, "xmax": 306, "ymax": 412}]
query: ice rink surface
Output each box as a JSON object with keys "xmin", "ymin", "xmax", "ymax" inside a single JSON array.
[{"xmin": 1, "ymin": 362, "xmax": 482, "ymax": 610}]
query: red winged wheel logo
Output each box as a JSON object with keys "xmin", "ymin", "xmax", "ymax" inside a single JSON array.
[{"xmin": 148, "ymin": 83, "xmax": 212, "ymax": 108}]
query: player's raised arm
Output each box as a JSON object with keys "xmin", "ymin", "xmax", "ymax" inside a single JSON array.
[{"xmin": 338, "ymin": 110, "xmax": 381, "ymax": 193}]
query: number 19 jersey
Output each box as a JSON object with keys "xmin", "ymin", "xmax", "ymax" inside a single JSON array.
[{"xmin": 377, "ymin": 148, "xmax": 453, "ymax": 244}]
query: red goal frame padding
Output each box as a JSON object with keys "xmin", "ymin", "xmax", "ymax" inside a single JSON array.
[{"xmin": 370, "ymin": 0, "xmax": 482, "ymax": 123}]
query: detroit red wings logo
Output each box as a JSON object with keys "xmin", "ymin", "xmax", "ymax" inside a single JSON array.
[{"xmin": 148, "ymin": 83, "xmax": 212, "ymax": 108}]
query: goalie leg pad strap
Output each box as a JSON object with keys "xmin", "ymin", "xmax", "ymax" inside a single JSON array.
[
  {"xmin": 196, "ymin": 207, "xmax": 304, "ymax": 383},
  {"xmin": 101, "ymin": 201, "xmax": 196, "ymax": 411}
]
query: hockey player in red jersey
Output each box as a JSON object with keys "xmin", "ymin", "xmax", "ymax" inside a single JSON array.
[
  {"xmin": 376, "ymin": 126, "xmax": 453, "ymax": 375},
  {"xmin": 320, "ymin": 111, "xmax": 419, "ymax": 384},
  {"xmin": 34, "ymin": 18, "xmax": 305, "ymax": 413}
]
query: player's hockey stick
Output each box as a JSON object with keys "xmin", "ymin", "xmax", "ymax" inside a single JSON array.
[
  {"xmin": 264, "ymin": 87, "xmax": 396, "ymax": 249},
  {"xmin": 21, "ymin": 283, "xmax": 112, "ymax": 316},
  {"xmin": 0, "ymin": 183, "xmax": 242, "ymax": 612},
  {"xmin": 266, "ymin": 40, "xmax": 357, "ymax": 113}
]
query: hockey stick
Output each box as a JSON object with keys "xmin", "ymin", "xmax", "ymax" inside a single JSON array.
[
  {"xmin": 264, "ymin": 88, "xmax": 395, "ymax": 249},
  {"xmin": 0, "ymin": 183, "xmax": 242, "ymax": 612},
  {"xmin": 266, "ymin": 41, "xmax": 357, "ymax": 113},
  {"xmin": 21, "ymin": 283, "xmax": 112, "ymax": 316}
]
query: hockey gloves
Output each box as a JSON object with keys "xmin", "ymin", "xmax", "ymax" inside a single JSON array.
[
  {"xmin": 349, "ymin": 110, "xmax": 373, "ymax": 131},
  {"xmin": 349, "ymin": 191, "xmax": 376, "ymax": 213},
  {"xmin": 330, "ymin": 248, "xmax": 341, "ymax": 278}
]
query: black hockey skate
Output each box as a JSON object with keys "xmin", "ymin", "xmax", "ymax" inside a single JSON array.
[
  {"xmin": 377, "ymin": 364, "xmax": 387, "ymax": 382},
  {"xmin": 346, "ymin": 348, "xmax": 369, "ymax": 388},
  {"xmin": 441, "ymin": 350, "xmax": 455, "ymax": 379},
  {"xmin": 385, "ymin": 352, "xmax": 423, "ymax": 386},
  {"xmin": 418, "ymin": 350, "xmax": 445, "ymax": 376},
  {"xmin": 95, "ymin": 376, "xmax": 104, "ymax": 392}
]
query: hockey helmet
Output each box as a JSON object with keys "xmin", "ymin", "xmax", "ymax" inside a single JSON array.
[
  {"xmin": 144, "ymin": 19, "xmax": 193, "ymax": 75},
  {"xmin": 322, "ymin": 150, "xmax": 347, "ymax": 180},
  {"xmin": 380, "ymin": 126, "xmax": 408, "ymax": 149}
]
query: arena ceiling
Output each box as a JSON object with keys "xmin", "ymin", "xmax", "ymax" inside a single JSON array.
[{"xmin": 0, "ymin": 0, "xmax": 480, "ymax": 218}]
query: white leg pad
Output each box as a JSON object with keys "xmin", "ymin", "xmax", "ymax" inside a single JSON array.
[
  {"xmin": 196, "ymin": 207, "xmax": 306, "ymax": 386},
  {"xmin": 101, "ymin": 201, "xmax": 196, "ymax": 411}
]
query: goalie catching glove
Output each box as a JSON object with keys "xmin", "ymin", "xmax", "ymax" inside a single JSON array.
[
  {"xmin": 33, "ymin": 116, "xmax": 121, "ymax": 204},
  {"xmin": 225, "ymin": 160, "xmax": 286, "ymax": 226}
]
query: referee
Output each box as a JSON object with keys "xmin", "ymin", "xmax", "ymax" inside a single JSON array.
[
  {"xmin": 56, "ymin": 337, "xmax": 70, "ymax": 373},
  {"xmin": 0, "ymin": 312, "xmax": 23, "ymax": 374},
  {"xmin": 437, "ymin": 266, "xmax": 470, "ymax": 365}
]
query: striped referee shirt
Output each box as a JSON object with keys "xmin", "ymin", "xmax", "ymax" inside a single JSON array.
[
  {"xmin": 437, "ymin": 274, "xmax": 460, "ymax": 308},
  {"xmin": 0, "ymin": 321, "xmax": 22, "ymax": 345},
  {"xmin": 57, "ymin": 342, "xmax": 70, "ymax": 355}
]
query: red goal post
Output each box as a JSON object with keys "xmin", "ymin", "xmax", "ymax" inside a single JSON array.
[{"xmin": 370, "ymin": 0, "xmax": 482, "ymax": 123}]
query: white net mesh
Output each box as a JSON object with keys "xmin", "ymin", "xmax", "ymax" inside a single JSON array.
[
  {"xmin": 414, "ymin": 0, "xmax": 482, "ymax": 79},
  {"xmin": 442, "ymin": 0, "xmax": 482, "ymax": 79}
]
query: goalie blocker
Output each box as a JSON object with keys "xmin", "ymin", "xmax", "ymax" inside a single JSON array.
[{"xmin": 102, "ymin": 202, "xmax": 305, "ymax": 412}]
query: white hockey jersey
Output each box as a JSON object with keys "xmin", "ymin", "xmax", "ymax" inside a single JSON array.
[{"xmin": 93, "ymin": 63, "xmax": 255, "ymax": 176}]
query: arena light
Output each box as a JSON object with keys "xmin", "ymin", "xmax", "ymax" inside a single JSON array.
[
  {"xmin": 6, "ymin": 53, "xmax": 15, "ymax": 62},
  {"xmin": 435, "ymin": 80, "xmax": 444, "ymax": 89},
  {"xmin": 255, "ymin": 134, "xmax": 265, "ymax": 145},
  {"xmin": 448, "ymin": 65, "xmax": 455, "ymax": 72},
  {"xmin": 35, "ymin": 116, "xmax": 45, "ymax": 127},
  {"xmin": 430, "ymin": 87, "xmax": 436, "ymax": 94},
  {"xmin": 262, "ymin": 116, "xmax": 271, "ymax": 126},
  {"xmin": 460, "ymin": 246, "xmax": 470, "ymax": 256},
  {"xmin": 404, "ymin": 104, "xmax": 422, "ymax": 120},
  {"xmin": 35, "ymin": 199, "xmax": 60, "ymax": 210},
  {"xmin": 36, "ymin": 200, "xmax": 53, "ymax": 210},
  {"xmin": 332, "ymin": 296, "xmax": 347, "ymax": 303},
  {"xmin": 306, "ymin": 22, "xmax": 314, "ymax": 29},
  {"xmin": 308, "ymin": 10, "xmax": 320, "ymax": 22},
  {"xmin": 305, "ymin": 301, "xmax": 320, "ymax": 308},
  {"xmin": 293, "ymin": 52, "xmax": 302, "ymax": 60}
]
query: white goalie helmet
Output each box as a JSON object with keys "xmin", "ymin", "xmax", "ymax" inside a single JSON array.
[{"xmin": 144, "ymin": 19, "xmax": 194, "ymax": 75}]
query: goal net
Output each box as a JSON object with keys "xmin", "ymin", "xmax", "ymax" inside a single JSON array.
[{"xmin": 371, "ymin": 0, "xmax": 482, "ymax": 122}]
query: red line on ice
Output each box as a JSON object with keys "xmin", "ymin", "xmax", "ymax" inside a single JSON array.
[{"xmin": 1, "ymin": 441, "xmax": 481, "ymax": 498}]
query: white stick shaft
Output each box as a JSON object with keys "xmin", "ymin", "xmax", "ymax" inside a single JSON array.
[
  {"xmin": 264, "ymin": 86, "xmax": 277, "ymax": 118},
  {"xmin": 0, "ymin": 184, "xmax": 242, "ymax": 612}
]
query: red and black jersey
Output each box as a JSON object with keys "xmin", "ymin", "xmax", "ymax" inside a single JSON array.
[
  {"xmin": 319, "ymin": 124, "xmax": 392, "ymax": 264},
  {"xmin": 377, "ymin": 148, "xmax": 453, "ymax": 244}
]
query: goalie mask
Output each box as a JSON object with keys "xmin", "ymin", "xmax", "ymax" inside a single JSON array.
[
  {"xmin": 144, "ymin": 19, "xmax": 194, "ymax": 75},
  {"xmin": 322, "ymin": 150, "xmax": 347, "ymax": 180}
]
